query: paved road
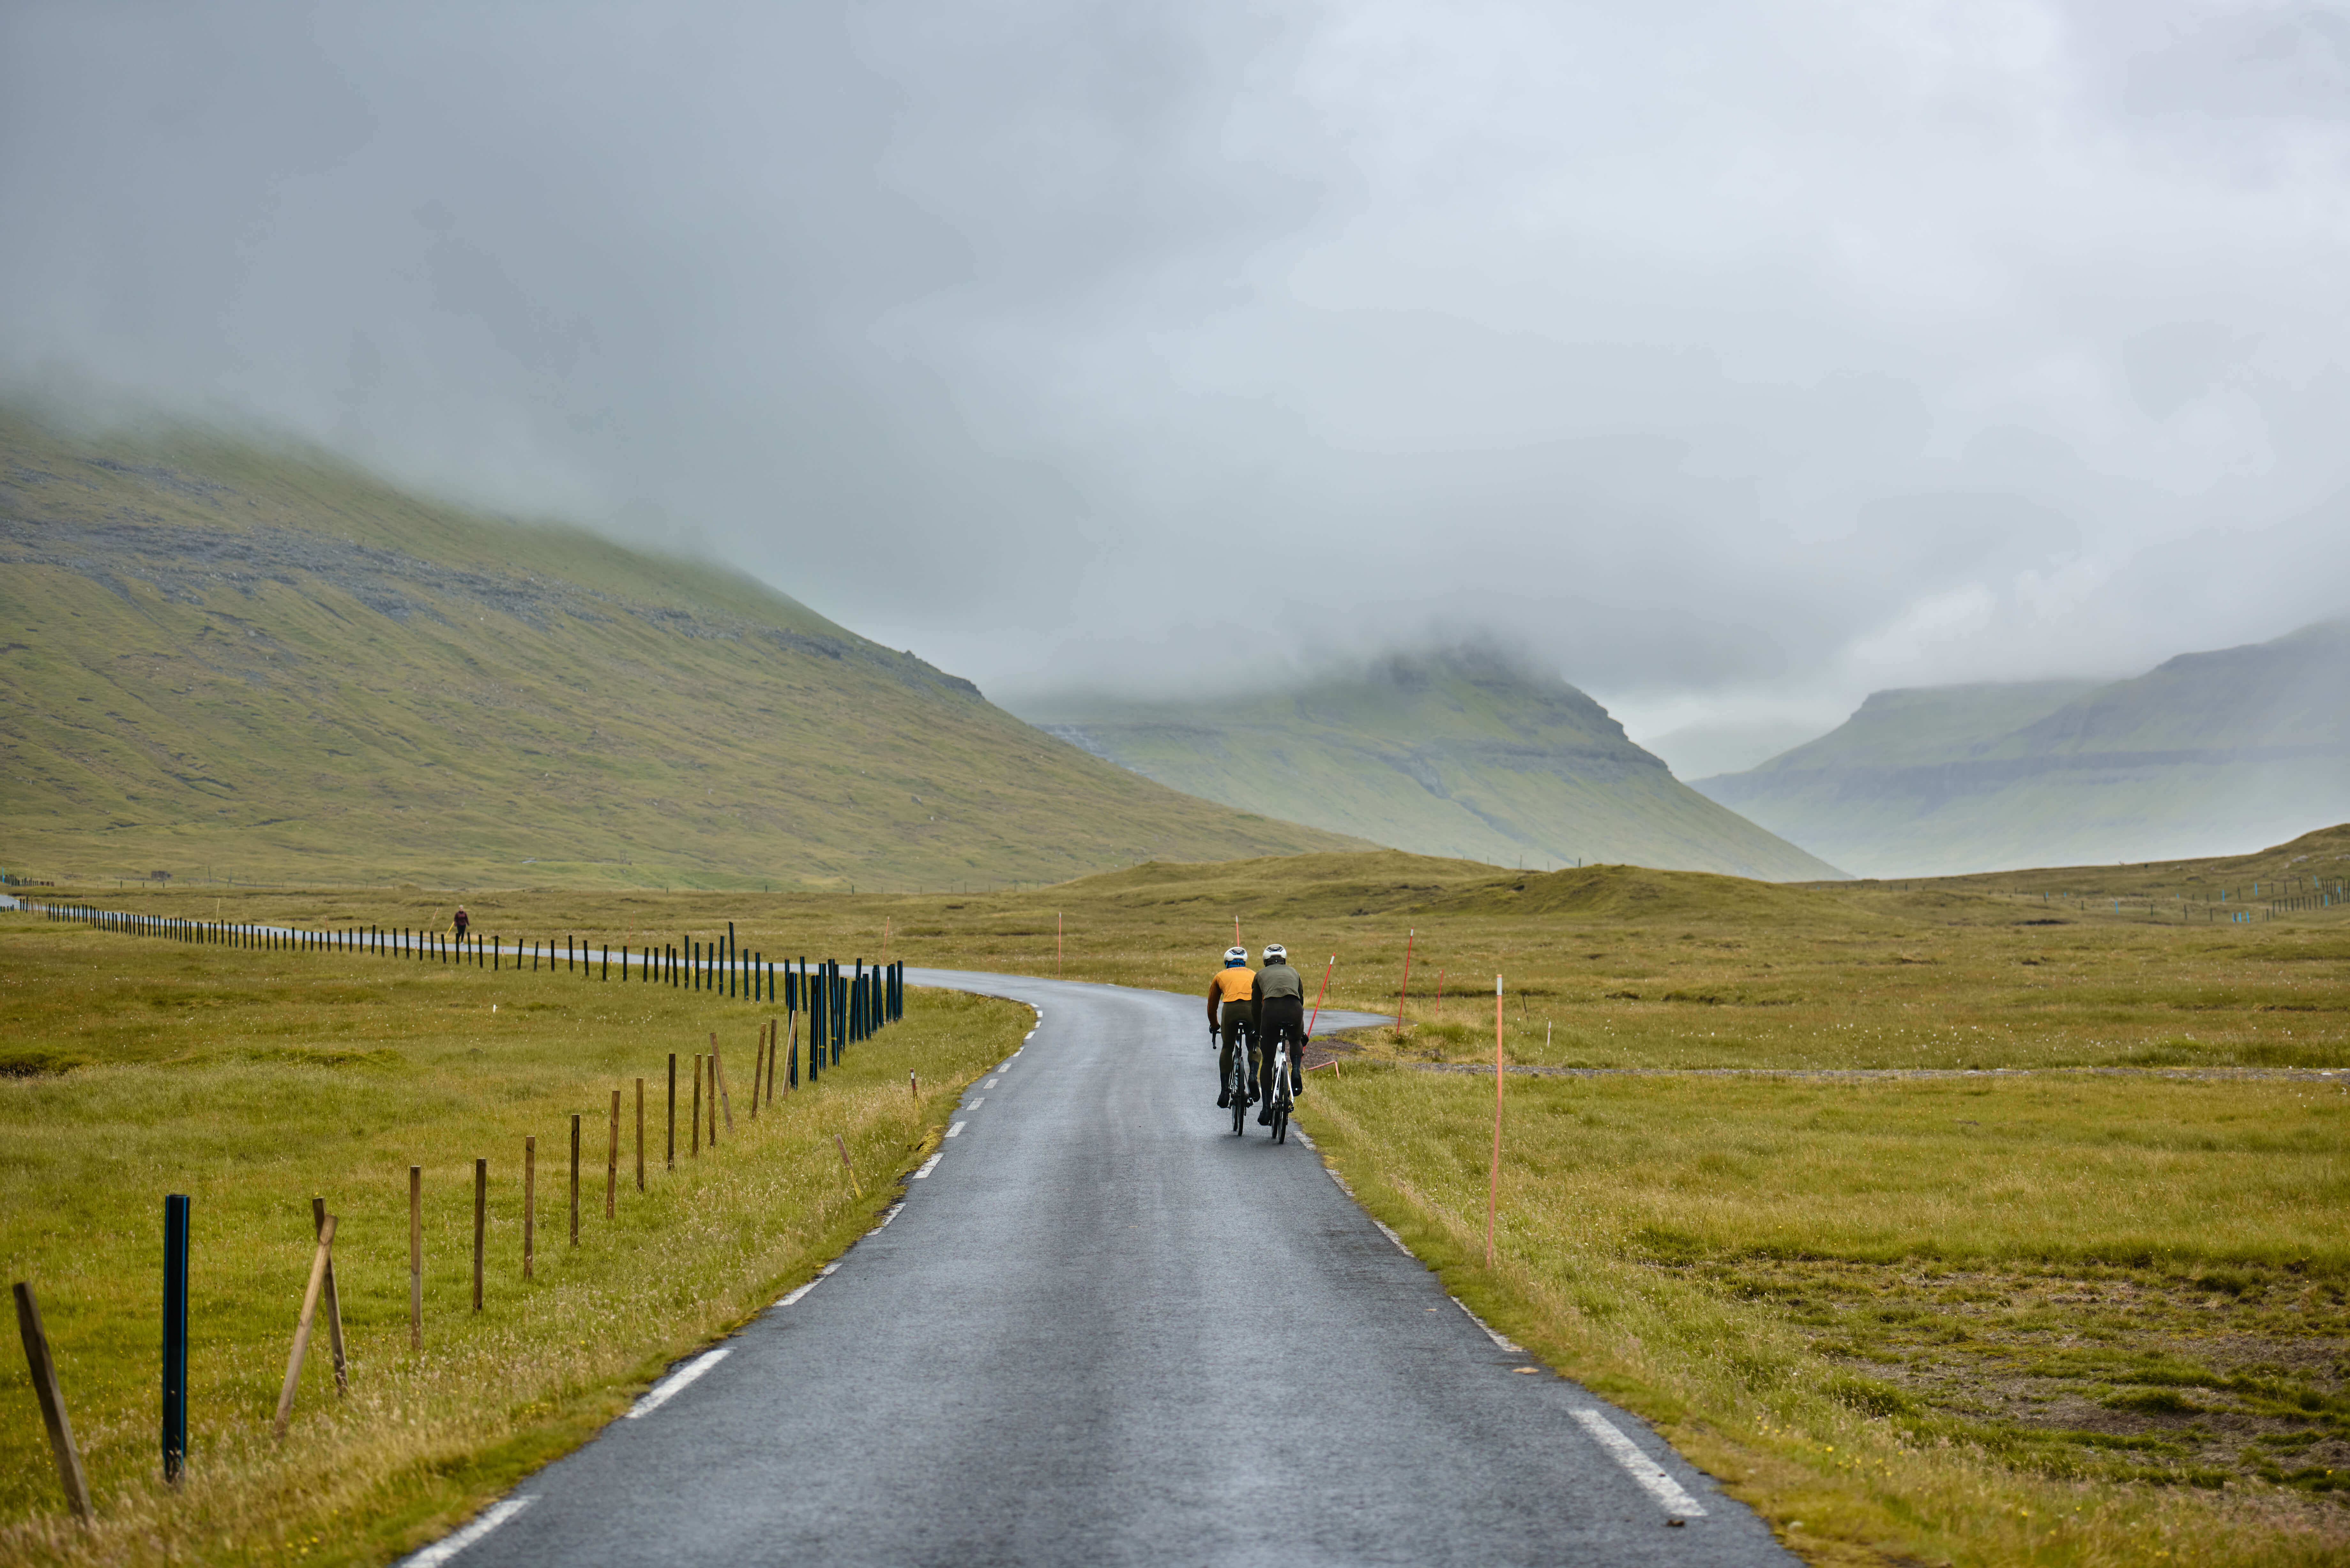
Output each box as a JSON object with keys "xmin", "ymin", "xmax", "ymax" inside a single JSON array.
[{"xmin": 422, "ymin": 968, "xmax": 1794, "ymax": 1567}]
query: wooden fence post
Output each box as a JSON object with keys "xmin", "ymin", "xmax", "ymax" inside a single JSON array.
[
  {"xmin": 14, "ymin": 1281, "xmax": 92, "ymax": 1520},
  {"xmin": 606, "ymin": 1091, "xmax": 620, "ymax": 1218},
  {"xmin": 569, "ymin": 1114, "xmax": 581, "ymax": 1246},
  {"xmin": 309, "ymin": 1198, "xmax": 348, "ymax": 1395},
  {"xmin": 711, "ymin": 1033, "xmax": 732, "ymax": 1136},
  {"xmin": 472, "ymin": 1160, "xmax": 486, "ymax": 1311},
  {"xmin": 523, "ymin": 1139, "xmax": 536, "ymax": 1280},
  {"xmin": 408, "ymin": 1166, "xmax": 422, "ymax": 1351},
  {"xmin": 273, "ymin": 1214, "xmax": 337, "ymax": 1436}
]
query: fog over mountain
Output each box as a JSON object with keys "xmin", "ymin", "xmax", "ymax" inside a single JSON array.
[{"xmin": 7, "ymin": 1, "xmax": 2349, "ymax": 765}]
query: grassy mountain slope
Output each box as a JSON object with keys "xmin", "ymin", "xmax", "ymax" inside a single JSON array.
[
  {"xmin": 0, "ymin": 408, "xmax": 1364, "ymax": 887},
  {"xmin": 1012, "ymin": 650, "xmax": 1844, "ymax": 881},
  {"xmin": 1697, "ymin": 622, "xmax": 2350, "ymax": 877}
]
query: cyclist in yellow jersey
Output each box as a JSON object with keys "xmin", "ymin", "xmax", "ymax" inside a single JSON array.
[{"xmin": 1207, "ymin": 945, "xmax": 1256, "ymax": 1109}]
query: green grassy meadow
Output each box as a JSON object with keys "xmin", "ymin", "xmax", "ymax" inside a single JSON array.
[
  {"xmin": 0, "ymin": 406, "xmax": 1359, "ymax": 892},
  {"xmin": 8, "ymin": 823, "xmax": 2348, "ymax": 1564},
  {"xmin": 0, "ymin": 920, "xmax": 1028, "ymax": 1567}
]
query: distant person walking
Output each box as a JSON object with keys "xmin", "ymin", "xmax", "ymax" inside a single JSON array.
[{"xmin": 453, "ymin": 905, "xmax": 470, "ymax": 939}]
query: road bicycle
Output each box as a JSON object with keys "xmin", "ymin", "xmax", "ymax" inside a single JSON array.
[
  {"xmin": 1216, "ymin": 1025, "xmax": 1253, "ymax": 1136},
  {"xmin": 1263, "ymin": 1032, "xmax": 1295, "ymax": 1144}
]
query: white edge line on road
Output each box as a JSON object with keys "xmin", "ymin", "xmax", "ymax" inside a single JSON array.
[
  {"xmin": 1571, "ymin": 1408, "xmax": 1709, "ymax": 1518},
  {"xmin": 945, "ymin": 1121, "xmax": 966, "ymax": 1138},
  {"xmin": 1370, "ymin": 1219, "xmax": 1413, "ymax": 1256},
  {"xmin": 1452, "ymin": 1296, "xmax": 1525, "ymax": 1355},
  {"xmin": 774, "ymin": 1262, "xmax": 840, "ymax": 1308},
  {"xmin": 1292, "ymin": 1129, "xmax": 1314, "ymax": 1148},
  {"xmin": 625, "ymin": 1346, "xmax": 730, "ymax": 1420},
  {"xmin": 876, "ymin": 1202, "xmax": 905, "ymax": 1229},
  {"xmin": 1324, "ymin": 1167, "xmax": 1354, "ymax": 1195},
  {"xmin": 913, "ymin": 1151, "xmax": 944, "ymax": 1179},
  {"xmin": 397, "ymin": 1494, "xmax": 536, "ymax": 1567}
]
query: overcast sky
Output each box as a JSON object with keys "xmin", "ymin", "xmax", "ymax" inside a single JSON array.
[{"xmin": 7, "ymin": 1, "xmax": 2349, "ymax": 774}]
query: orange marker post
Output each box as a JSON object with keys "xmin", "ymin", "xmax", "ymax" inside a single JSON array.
[
  {"xmin": 1488, "ymin": 975, "xmax": 1504, "ymax": 1268},
  {"xmin": 1395, "ymin": 929, "xmax": 1415, "ymax": 1030}
]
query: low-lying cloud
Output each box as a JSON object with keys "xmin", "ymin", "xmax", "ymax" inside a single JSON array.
[{"xmin": 6, "ymin": 1, "xmax": 2347, "ymax": 774}]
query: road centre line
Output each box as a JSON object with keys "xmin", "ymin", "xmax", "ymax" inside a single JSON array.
[
  {"xmin": 913, "ymin": 1152, "xmax": 945, "ymax": 1179},
  {"xmin": 774, "ymin": 1262, "xmax": 841, "ymax": 1309},
  {"xmin": 626, "ymin": 1347, "xmax": 731, "ymax": 1419},
  {"xmin": 946, "ymin": 1121, "xmax": 966, "ymax": 1138},
  {"xmin": 396, "ymin": 1495, "xmax": 535, "ymax": 1567},
  {"xmin": 1570, "ymin": 1408, "xmax": 1709, "ymax": 1518}
]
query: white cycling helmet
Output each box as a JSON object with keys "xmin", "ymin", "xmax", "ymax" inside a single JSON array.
[
  {"xmin": 1223, "ymin": 946, "xmax": 1249, "ymax": 964},
  {"xmin": 1261, "ymin": 943, "xmax": 1287, "ymax": 963}
]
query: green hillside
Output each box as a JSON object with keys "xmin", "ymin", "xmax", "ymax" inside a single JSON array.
[
  {"xmin": 1697, "ymin": 622, "xmax": 2350, "ymax": 877},
  {"xmin": 1011, "ymin": 649, "xmax": 1844, "ymax": 881},
  {"xmin": 0, "ymin": 408, "xmax": 1365, "ymax": 888}
]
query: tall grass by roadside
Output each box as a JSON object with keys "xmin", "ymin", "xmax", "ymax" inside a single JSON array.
[
  {"xmin": 1302, "ymin": 1067, "xmax": 2350, "ymax": 1566},
  {"xmin": 0, "ymin": 925, "xmax": 1026, "ymax": 1567}
]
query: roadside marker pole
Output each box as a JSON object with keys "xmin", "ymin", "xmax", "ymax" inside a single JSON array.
[
  {"xmin": 668, "ymin": 1055, "xmax": 677, "ymax": 1170},
  {"xmin": 13, "ymin": 1281, "xmax": 92, "ymax": 1520},
  {"xmin": 1488, "ymin": 976, "xmax": 1504, "ymax": 1269},
  {"xmin": 635, "ymin": 1079, "xmax": 646, "ymax": 1192},
  {"xmin": 1307, "ymin": 957, "xmax": 1334, "ymax": 1037},
  {"xmin": 1397, "ymin": 929, "xmax": 1415, "ymax": 1030},
  {"xmin": 163, "ymin": 1194, "xmax": 189, "ymax": 1481},
  {"xmin": 1057, "ymin": 911, "xmax": 1063, "ymax": 978}
]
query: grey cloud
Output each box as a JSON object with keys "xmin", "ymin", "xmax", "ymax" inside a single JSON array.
[{"xmin": 4, "ymin": 0, "xmax": 2348, "ymax": 749}]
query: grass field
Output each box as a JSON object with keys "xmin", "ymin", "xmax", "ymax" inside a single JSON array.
[
  {"xmin": 9, "ymin": 824, "xmax": 2348, "ymax": 1564},
  {"xmin": 0, "ymin": 920, "xmax": 1028, "ymax": 1567}
]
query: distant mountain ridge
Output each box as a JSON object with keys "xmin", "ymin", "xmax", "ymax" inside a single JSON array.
[
  {"xmin": 0, "ymin": 408, "xmax": 1364, "ymax": 887},
  {"xmin": 1013, "ymin": 649, "xmax": 1845, "ymax": 881},
  {"xmin": 1696, "ymin": 621, "xmax": 2350, "ymax": 877}
]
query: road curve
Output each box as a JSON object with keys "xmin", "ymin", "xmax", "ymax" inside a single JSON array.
[{"xmin": 427, "ymin": 968, "xmax": 1795, "ymax": 1568}]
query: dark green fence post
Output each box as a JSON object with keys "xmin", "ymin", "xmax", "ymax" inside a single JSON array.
[{"xmin": 163, "ymin": 1193, "xmax": 189, "ymax": 1482}]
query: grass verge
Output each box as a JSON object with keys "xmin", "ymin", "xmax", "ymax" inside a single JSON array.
[
  {"xmin": 1300, "ymin": 1066, "xmax": 2350, "ymax": 1566},
  {"xmin": 0, "ymin": 923, "xmax": 1027, "ymax": 1566}
]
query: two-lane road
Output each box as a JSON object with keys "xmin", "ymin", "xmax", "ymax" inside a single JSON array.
[{"xmin": 432, "ymin": 969, "xmax": 1794, "ymax": 1567}]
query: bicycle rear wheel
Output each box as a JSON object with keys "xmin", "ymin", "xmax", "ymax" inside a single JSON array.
[
  {"xmin": 1271, "ymin": 1092, "xmax": 1289, "ymax": 1143},
  {"xmin": 1230, "ymin": 1062, "xmax": 1248, "ymax": 1136}
]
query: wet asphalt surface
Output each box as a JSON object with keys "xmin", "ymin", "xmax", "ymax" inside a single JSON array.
[{"xmin": 417, "ymin": 967, "xmax": 1798, "ymax": 1566}]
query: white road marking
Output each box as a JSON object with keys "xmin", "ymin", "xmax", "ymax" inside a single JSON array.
[
  {"xmin": 876, "ymin": 1202, "xmax": 905, "ymax": 1229},
  {"xmin": 1451, "ymin": 1297, "xmax": 1524, "ymax": 1354},
  {"xmin": 983, "ymin": 1078, "xmax": 998, "ymax": 1089},
  {"xmin": 1571, "ymin": 1408, "xmax": 1709, "ymax": 1517},
  {"xmin": 626, "ymin": 1347, "xmax": 731, "ymax": 1419},
  {"xmin": 967, "ymin": 1097, "xmax": 984, "ymax": 1108},
  {"xmin": 913, "ymin": 1152, "xmax": 944, "ymax": 1178},
  {"xmin": 397, "ymin": 1495, "xmax": 536, "ymax": 1567},
  {"xmin": 1292, "ymin": 1129, "xmax": 1315, "ymax": 1148},
  {"xmin": 775, "ymin": 1262, "xmax": 841, "ymax": 1308},
  {"xmin": 1371, "ymin": 1219, "xmax": 1413, "ymax": 1256},
  {"xmin": 946, "ymin": 1121, "xmax": 966, "ymax": 1138}
]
